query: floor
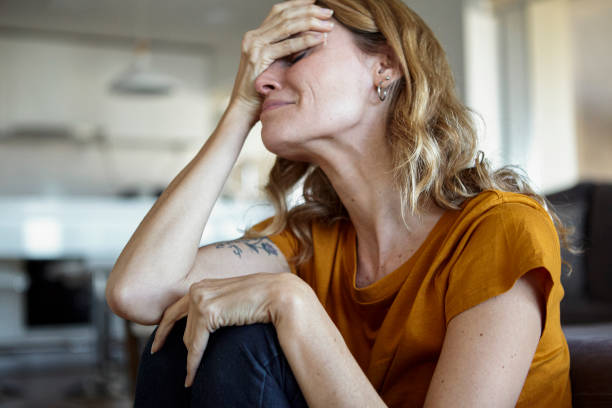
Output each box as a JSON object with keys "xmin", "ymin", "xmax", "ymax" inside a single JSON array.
[
  {"xmin": 0, "ymin": 362, "xmax": 132, "ymax": 408},
  {"xmin": 0, "ymin": 315, "xmax": 141, "ymax": 408}
]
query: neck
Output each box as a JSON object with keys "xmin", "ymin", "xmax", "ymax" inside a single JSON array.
[{"xmin": 311, "ymin": 125, "xmax": 445, "ymax": 286}]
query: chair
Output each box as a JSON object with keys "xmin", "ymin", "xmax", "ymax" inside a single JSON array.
[{"xmin": 548, "ymin": 182, "xmax": 612, "ymax": 406}]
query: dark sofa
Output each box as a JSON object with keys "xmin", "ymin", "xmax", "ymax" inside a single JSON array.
[{"xmin": 547, "ymin": 182, "xmax": 612, "ymax": 407}]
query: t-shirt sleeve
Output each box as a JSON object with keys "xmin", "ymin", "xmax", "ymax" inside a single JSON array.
[
  {"xmin": 250, "ymin": 217, "xmax": 300, "ymax": 275},
  {"xmin": 444, "ymin": 202, "xmax": 561, "ymax": 326}
]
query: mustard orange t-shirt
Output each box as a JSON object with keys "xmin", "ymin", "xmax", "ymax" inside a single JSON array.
[{"xmin": 264, "ymin": 190, "xmax": 571, "ymax": 407}]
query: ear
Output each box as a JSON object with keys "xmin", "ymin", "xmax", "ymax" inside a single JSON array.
[{"xmin": 371, "ymin": 46, "xmax": 401, "ymax": 91}]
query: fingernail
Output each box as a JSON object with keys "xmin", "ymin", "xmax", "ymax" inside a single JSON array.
[
  {"xmin": 322, "ymin": 8, "xmax": 334, "ymax": 15},
  {"xmin": 324, "ymin": 32, "xmax": 328, "ymax": 45},
  {"xmin": 184, "ymin": 379, "xmax": 189, "ymax": 388}
]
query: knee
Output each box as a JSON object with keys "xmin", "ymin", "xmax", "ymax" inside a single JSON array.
[
  {"xmin": 208, "ymin": 324, "xmax": 277, "ymax": 353},
  {"xmin": 192, "ymin": 323, "xmax": 283, "ymax": 385},
  {"xmin": 139, "ymin": 317, "xmax": 188, "ymax": 370},
  {"xmin": 139, "ymin": 322, "xmax": 281, "ymax": 381},
  {"xmin": 199, "ymin": 323, "xmax": 280, "ymax": 371},
  {"xmin": 190, "ymin": 324, "xmax": 285, "ymax": 405},
  {"xmin": 134, "ymin": 318, "xmax": 190, "ymax": 406}
]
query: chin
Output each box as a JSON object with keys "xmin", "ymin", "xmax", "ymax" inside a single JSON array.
[{"xmin": 260, "ymin": 121, "xmax": 302, "ymax": 158}]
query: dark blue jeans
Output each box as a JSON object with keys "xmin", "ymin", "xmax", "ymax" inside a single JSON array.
[{"xmin": 133, "ymin": 318, "xmax": 308, "ymax": 407}]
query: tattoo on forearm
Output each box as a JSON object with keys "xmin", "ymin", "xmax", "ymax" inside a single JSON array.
[{"xmin": 215, "ymin": 237, "xmax": 279, "ymax": 258}]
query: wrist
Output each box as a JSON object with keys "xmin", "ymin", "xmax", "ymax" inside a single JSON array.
[
  {"xmin": 215, "ymin": 102, "xmax": 254, "ymax": 138},
  {"xmin": 226, "ymin": 98, "xmax": 261, "ymax": 129},
  {"xmin": 270, "ymin": 273, "xmax": 316, "ymax": 331}
]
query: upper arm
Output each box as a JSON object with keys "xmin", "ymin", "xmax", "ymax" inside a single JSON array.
[
  {"xmin": 424, "ymin": 268, "xmax": 548, "ymax": 408},
  {"xmin": 179, "ymin": 237, "xmax": 291, "ymax": 291}
]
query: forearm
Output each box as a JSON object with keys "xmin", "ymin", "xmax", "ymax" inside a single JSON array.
[
  {"xmin": 274, "ymin": 279, "xmax": 386, "ymax": 408},
  {"xmin": 106, "ymin": 104, "xmax": 253, "ymax": 323}
]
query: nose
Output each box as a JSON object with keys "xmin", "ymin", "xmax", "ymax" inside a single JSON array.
[{"xmin": 254, "ymin": 60, "xmax": 285, "ymax": 97}]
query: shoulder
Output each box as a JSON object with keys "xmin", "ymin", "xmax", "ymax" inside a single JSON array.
[
  {"xmin": 453, "ymin": 189, "xmax": 560, "ymax": 264},
  {"xmin": 462, "ymin": 189, "xmax": 549, "ymax": 217},
  {"xmin": 457, "ymin": 190, "xmax": 557, "ymax": 240},
  {"xmin": 442, "ymin": 191, "xmax": 562, "ymax": 324}
]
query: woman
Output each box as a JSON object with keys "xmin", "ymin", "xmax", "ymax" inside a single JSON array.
[{"xmin": 106, "ymin": 0, "xmax": 572, "ymax": 406}]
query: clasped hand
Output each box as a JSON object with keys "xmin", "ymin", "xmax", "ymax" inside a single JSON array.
[{"xmin": 150, "ymin": 272, "xmax": 300, "ymax": 388}]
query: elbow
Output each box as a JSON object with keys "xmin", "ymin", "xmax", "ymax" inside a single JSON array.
[
  {"xmin": 105, "ymin": 283, "xmax": 130, "ymax": 320},
  {"xmin": 105, "ymin": 280, "xmax": 163, "ymax": 326}
]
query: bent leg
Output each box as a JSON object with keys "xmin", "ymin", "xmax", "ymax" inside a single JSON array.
[
  {"xmin": 134, "ymin": 318, "xmax": 190, "ymax": 407},
  {"xmin": 190, "ymin": 323, "xmax": 308, "ymax": 408},
  {"xmin": 134, "ymin": 319, "xmax": 307, "ymax": 408}
]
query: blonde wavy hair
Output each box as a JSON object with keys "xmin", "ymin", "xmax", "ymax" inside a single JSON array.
[{"xmin": 248, "ymin": 0, "xmax": 571, "ymax": 265}]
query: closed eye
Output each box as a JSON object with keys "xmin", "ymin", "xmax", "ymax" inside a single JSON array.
[{"xmin": 286, "ymin": 50, "xmax": 308, "ymax": 65}]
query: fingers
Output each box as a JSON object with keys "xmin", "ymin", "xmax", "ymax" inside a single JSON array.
[
  {"xmin": 265, "ymin": 32, "xmax": 327, "ymax": 61},
  {"xmin": 263, "ymin": 0, "xmax": 317, "ymax": 23},
  {"xmin": 151, "ymin": 321, "xmax": 173, "ymax": 355},
  {"xmin": 183, "ymin": 314, "xmax": 211, "ymax": 388},
  {"xmin": 151, "ymin": 295, "xmax": 189, "ymax": 354},
  {"xmin": 261, "ymin": 4, "xmax": 334, "ymax": 44},
  {"xmin": 265, "ymin": 2, "xmax": 334, "ymax": 27},
  {"xmin": 247, "ymin": 2, "xmax": 333, "ymax": 54},
  {"xmin": 252, "ymin": 4, "xmax": 334, "ymax": 69},
  {"xmin": 263, "ymin": 16, "xmax": 334, "ymax": 46}
]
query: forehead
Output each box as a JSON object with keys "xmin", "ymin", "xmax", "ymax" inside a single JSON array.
[{"xmin": 324, "ymin": 22, "xmax": 374, "ymax": 65}]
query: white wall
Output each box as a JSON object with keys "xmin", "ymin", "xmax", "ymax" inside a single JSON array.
[
  {"xmin": 464, "ymin": 1, "xmax": 504, "ymax": 167},
  {"xmin": 0, "ymin": 37, "xmax": 212, "ymax": 140},
  {"xmin": 526, "ymin": 0, "xmax": 578, "ymax": 192},
  {"xmin": 464, "ymin": 0, "xmax": 579, "ymax": 193},
  {"xmin": 572, "ymin": 0, "xmax": 612, "ymax": 182},
  {"xmin": 0, "ymin": 36, "xmax": 214, "ymax": 195},
  {"xmin": 404, "ymin": 0, "xmax": 466, "ymax": 99}
]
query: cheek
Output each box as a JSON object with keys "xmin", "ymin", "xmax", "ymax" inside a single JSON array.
[
  {"xmin": 259, "ymin": 55, "xmax": 371, "ymax": 157},
  {"xmin": 296, "ymin": 64, "xmax": 370, "ymax": 132}
]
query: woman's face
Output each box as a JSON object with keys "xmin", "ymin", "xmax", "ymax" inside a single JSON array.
[{"xmin": 255, "ymin": 21, "xmax": 381, "ymax": 161}]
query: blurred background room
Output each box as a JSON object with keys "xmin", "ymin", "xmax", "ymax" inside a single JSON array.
[{"xmin": 0, "ymin": 0, "xmax": 610, "ymax": 407}]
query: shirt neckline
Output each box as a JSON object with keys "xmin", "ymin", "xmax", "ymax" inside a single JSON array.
[{"xmin": 343, "ymin": 209, "xmax": 457, "ymax": 305}]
